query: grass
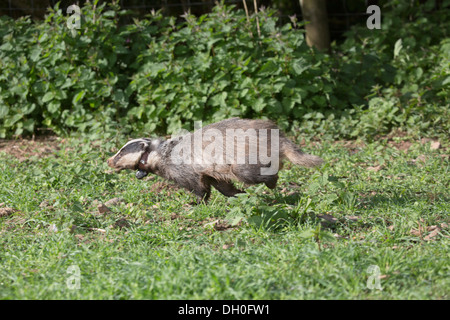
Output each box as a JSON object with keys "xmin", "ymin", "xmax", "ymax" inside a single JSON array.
[{"xmin": 0, "ymin": 135, "xmax": 448, "ymax": 299}]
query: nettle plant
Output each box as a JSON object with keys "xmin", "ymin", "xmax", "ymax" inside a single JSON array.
[
  {"xmin": 1, "ymin": 0, "xmax": 447, "ymax": 139},
  {"xmin": 0, "ymin": 1, "xmax": 137, "ymax": 138},
  {"xmin": 128, "ymin": 4, "xmax": 339, "ymax": 135},
  {"xmin": 0, "ymin": 2, "xmax": 336, "ymax": 138}
]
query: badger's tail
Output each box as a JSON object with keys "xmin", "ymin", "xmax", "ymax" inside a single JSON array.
[{"xmin": 281, "ymin": 140, "xmax": 324, "ymax": 168}]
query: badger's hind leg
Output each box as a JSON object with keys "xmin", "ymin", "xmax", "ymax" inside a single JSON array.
[
  {"xmin": 232, "ymin": 165, "xmax": 279, "ymax": 189},
  {"xmin": 264, "ymin": 175, "xmax": 278, "ymax": 189},
  {"xmin": 206, "ymin": 176, "xmax": 245, "ymax": 197}
]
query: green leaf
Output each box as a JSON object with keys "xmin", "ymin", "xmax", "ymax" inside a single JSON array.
[
  {"xmin": 0, "ymin": 105, "xmax": 9, "ymax": 118},
  {"xmin": 47, "ymin": 101, "xmax": 61, "ymax": 114},
  {"xmin": 72, "ymin": 90, "xmax": 86, "ymax": 104},
  {"xmin": 210, "ymin": 92, "xmax": 227, "ymax": 107},
  {"xmin": 0, "ymin": 42, "xmax": 13, "ymax": 51},
  {"xmin": 23, "ymin": 103, "xmax": 36, "ymax": 115},
  {"xmin": 23, "ymin": 119, "xmax": 35, "ymax": 132},
  {"xmin": 252, "ymin": 98, "xmax": 266, "ymax": 112},
  {"xmin": 415, "ymin": 67, "xmax": 423, "ymax": 79},
  {"xmin": 42, "ymin": 92, "xmax": 55, "ymax": 103},
  {"xmin": 4, "ymin": 114, "xmax": 22, "ymax": 127},
  {"xmin": 258, "ymin": 60, "xmax": 280, "ymax": 76},
  {"xmin": 291, "ymin": 58, "xmax": 309, "ymax": 75},
  {"xmin": 298, "ymin": 228, "xmax": 315, "ymax": 239},
  {"xmin": 394, "ymin": 39, "xmax": 403, "ymax": 58},
  {"xmin": 307, "ymin": 182, "xmax": 320, "ymax": 195},
  {"xmin": 30, "ymin": 47, "xmax": 42, "ymax": 62}
]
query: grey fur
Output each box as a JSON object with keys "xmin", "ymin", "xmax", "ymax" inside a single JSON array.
[{"xmin": 107, "ymin": 118, "xmax": 323, "ymax": 203}]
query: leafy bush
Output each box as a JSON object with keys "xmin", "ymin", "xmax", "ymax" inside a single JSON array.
[
  {"xmin": 0, "ymin": 1, "xmax": 137, "ymax": 137},
  {"xmin": 125, "ymin": 4, "xmax": 341, "ymax": 134},
  {"xmin": 322, "ymin": 0, "xmax": 450, "ymax": 139},
  {"xmin": 0, "ymin": 2, "xmax": 334, "ymax": 137},
  {"xmin": 0, "ymin": 0, "xmax": 448, "ymax": 139}
]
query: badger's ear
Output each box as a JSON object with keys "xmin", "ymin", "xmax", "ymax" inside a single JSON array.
[
  {"xmin": 140, "ymin": 138, "xmax": 161, "ymax": 151},
  {"xmin": 150, "ymin": 139, "xmax": 161, "ymax": 150},
  {"xmin": 140, "ymin": 141, "xmax": 151, "ymax": 153}
]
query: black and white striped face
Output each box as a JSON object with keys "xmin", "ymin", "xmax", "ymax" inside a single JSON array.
[{"xmin": 107, "ymin": 138, "xmax": 160, "ymax": 172}]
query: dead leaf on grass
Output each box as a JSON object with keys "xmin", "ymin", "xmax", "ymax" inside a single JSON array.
[
  {"xmin": 74, "ymin": 234, "xmax": 84, "ymax": 241},
  {"xmin": 147, "ymin": 181, "xmax": 180, "ymax": 194},
  {"xmin": 410, "ymin": 225, "xmax": 443, "ymax": 241},
  {"xmin": 39, "ymin": 200, "xmax": 50, "ymax": 208},
  {"xmin": 203, "ymin": 219, "xmax": 233, "ymax": 231},
  {"xmin": 389, "ymin": 140, "xmax": 412, "ymax": 151},
  {"xmin": 430, "ymin": 141, "xmax": 441, "ymax": 150},
  {"xmin": 318, "ymin": 214, "xmax": 361, "ymax": 226},
  {"xmin": 413, "ymin": 155, "xmax": 427, "ymax": 164},
  {"xmin": 88, "ymin": 227, "xmax": 106, "ymax": 233},
  {"xmin": 171, "ymin": 213, "xmax": 181, "ymax": 220},
  {"xmin": 214, "ymin": 221, "xmax": 233, "ymax": 231},
  {"xmin": 424, "ymin": 228, "xmax": 440, "ymax": 241},
  {"xmin": 367, "ymin": 165, "xmax": 383, "ymax": 172},
  {"xmin": 105, "ymin": 198, "xmax": 126, "ymax": 207},
  {"xmin": 345, "ymin": 216, "xmax": 362, "ymax": 222},
  {"xmin": 318, "ymin": 214, "xmax": 338, "ymax": 225},
  {"xmin": 0, "ymin": 207, "xmax": 16, "ymax": 218},
  {"xmin": 114, "ymin": 218, "xmax": 130, "ymax": 229},
  {"xmin": 204, "ymin": 219, "xmax": 219, "ymax": 229},
  {"xmin": 97, "ymin": 203, "xmax": 111, "ymax": 214},
  {"xmin": 410, "ymin": 228, "xmax": 422, "ymax": 237}
]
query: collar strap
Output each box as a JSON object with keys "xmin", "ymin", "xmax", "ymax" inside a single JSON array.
[{"xmin": 138, "ymin": 151, "xmax": 149, "ymax": 170}]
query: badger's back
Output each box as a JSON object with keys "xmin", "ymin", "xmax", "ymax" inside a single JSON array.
[{"xmin": 192, "ymin": 118, "xmax": 323, "ymax": 168}]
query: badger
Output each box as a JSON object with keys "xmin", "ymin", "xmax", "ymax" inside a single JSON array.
[{"xmin": 107, "ymin": 118, "xmax": 323, "ymax": 203}]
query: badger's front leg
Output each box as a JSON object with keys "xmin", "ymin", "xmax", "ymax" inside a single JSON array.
[
  {"xmin": 193, "ymin": 188, "xmax": 211, "ymax": 204},
  {"xmin": 168, "ymin": 170, "xmax": 212, "ymax": 204},
  {"xmin": 188, "ymin": 177, "xmax": 211, "ymax": 204}
]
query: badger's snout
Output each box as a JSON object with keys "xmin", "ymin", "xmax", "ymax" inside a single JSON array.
[
  {"xmin": 106, "ymin": 157, "xmax": 114, "ymax": 168},
  {"xmin": 107, "ymin": 153, "xmax": 141, "ymax": 171},
  {"xmin": 107, "ymin": 157, "xmax": 124, "ymax": 172},
  {"xmin": 106, "ymin": 156, "xmax": 126, "ymax": 172}
]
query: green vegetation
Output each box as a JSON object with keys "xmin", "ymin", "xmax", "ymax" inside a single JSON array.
[
  {"xmin": 0, "ymin": 0, "xmax": 448, "ymax": 300},
  {"xmin": 0, "ymin": 1, "xmax": 448, "ymax": 138},
  {"xmin": 0, "ymin": 137, "xmax": 448, "ymax": 299}
]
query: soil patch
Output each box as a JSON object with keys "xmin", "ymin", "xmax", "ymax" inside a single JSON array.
[{"xmin": 0, "ymin": 136, "xmax": 61, "ymax": 161}]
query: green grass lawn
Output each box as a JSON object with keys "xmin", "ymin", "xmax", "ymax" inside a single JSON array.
[{"xmin": 0, "ymin": 135, "xmax": 448, "ymax": 299}]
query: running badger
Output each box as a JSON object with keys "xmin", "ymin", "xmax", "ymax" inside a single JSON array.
[{"xmin": 107, "ymin": 118, "xmax": 323, "ymax": 203}]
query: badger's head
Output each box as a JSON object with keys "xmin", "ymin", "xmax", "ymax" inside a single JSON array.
[{"xmin": 107, "ymin": 138, "xmax": 161, "ymax": 175}]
